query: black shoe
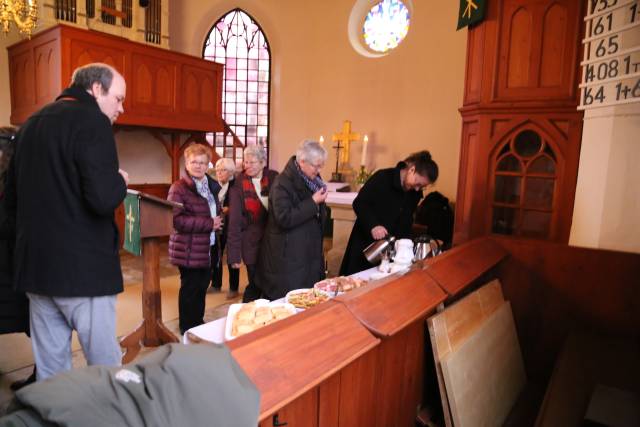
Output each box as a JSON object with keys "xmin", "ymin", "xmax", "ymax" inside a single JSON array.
[{"xmin": 10, "ymin": 369, "xmax": 36, "ymax": 391}]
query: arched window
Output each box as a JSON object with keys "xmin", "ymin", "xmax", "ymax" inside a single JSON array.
[
  {"xmin": 203, "ymin": 9, "xmax": 271, "ymax": 165},
  {"xmin": 492, "ymin": 129, "xmax": 558, "ymax": 238}
]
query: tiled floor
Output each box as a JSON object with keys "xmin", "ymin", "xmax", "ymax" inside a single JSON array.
[{"xmin": 0, "ymin": 243, "xmax": 247, "ymax": 414}]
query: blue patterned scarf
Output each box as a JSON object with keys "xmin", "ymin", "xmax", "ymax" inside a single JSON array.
[{"xmin": 295, "ymin": 160, "xmax": 326, "ymax": 193}]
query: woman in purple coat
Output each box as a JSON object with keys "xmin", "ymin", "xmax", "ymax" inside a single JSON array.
[
  {"xmin": 168, "ymin": 144, "xmax": 223, "ymax": 334},
  {"xmin": 227, "ymin": 145, "xmax": 278, "ymax": 303}
]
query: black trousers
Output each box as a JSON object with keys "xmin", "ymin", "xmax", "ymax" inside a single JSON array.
[
  {"xmin": 210, "ymin": 232, "xmax": 239, "ymax": 292},
  {"xmin": 241, "ymin": 264, "xmax": 262, "ymax": 303},
  {"xmin": 178, "ymin": 245, "xmax": 219, "ymax": 334}
]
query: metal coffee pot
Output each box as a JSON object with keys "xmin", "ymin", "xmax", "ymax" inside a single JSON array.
[
  {"xmin": 413, "ymin": 235, "xmax": 441, "ymax": 261},
  {"xmin": 363, "ymin": 235, "xmax": 396, "ymax": 264}
]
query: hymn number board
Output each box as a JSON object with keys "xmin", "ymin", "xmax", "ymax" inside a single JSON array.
[{"xmin": 579, "ymin": 0, "xmax": 640, "ymax": 109}]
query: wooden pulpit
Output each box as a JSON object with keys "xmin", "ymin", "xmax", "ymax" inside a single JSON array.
[{"xmin": 120, "ymin": 189, "xmax": 182, "ymax": 363}]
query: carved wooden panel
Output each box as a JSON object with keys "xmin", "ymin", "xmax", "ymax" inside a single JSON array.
[
  {"xmin": 131, "ymin": 53, "xmax": 176, "ymax": 113},
  {"xmin": 495, "ymin": 0, "xmax": 582, "ymax": 101},
  {"xmin": 9, "ymin": 50, "xmax": 34, "ymax": 118},
  {"xmin": 34, "ymin": 40, "xmax": 61, "ymax": 106},
  {"xmin": 8, "ymin": 25, "xmax": 223, "ymax": 131}
]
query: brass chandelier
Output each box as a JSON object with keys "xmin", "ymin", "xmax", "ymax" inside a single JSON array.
[{"xmin": 1, "ymin": 0, "xmax": 38, "ymax": 37}]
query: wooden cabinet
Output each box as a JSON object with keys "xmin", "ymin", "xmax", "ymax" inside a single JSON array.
[
  {"xmin": 8, "ymin": 24, "xmax": 224, "ymax": 132},
  {"xmin": 455, "ymin": 0, "xmax": 585, "ymax": 244}
]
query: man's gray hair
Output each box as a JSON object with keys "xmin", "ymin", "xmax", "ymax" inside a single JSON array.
[
  {"xmin": 71, "ymin": 63, "xmax": 115, "ymax": 93},
  {"xmin": 296, "ymin": 140, "xmax": 327, "ymax": 164},
  {"xmin": 244, "ymin": 145, "xmax": 267, "ymax": 164},
  {"xmin": 215, "ymin": 157, "xmax": 236, "ymax": 173}
]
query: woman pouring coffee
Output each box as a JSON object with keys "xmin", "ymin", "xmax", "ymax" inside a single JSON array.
[{"xmin": 339, "ymin": 150, "xmax": 438, "ymax": 275}]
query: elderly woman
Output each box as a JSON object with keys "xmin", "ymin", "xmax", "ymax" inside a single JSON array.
[
  {"xmin": 227, "ymin": 145, "xmax": 278, "ymax": 303},
  {"xmin": 168, "ymin": 144, "xmax": 223, "ymax": 334},
  {"xmin": 256, "ymin": 140, "xmax": 328, "ymax": 300},
  {"xmin": 340, "ymin": 150, "xmax": 439, "ymax": 275},
  {"xmin": 210, "ymin": 157, "xmax": 240, "ymax": 299}
]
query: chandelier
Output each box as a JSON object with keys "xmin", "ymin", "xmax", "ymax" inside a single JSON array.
[{"xmin": 0, "ymin": 0, "xmax": 38, "ymax": 38}]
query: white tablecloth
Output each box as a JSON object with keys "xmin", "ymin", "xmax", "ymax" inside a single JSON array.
[{"xmin": 183, "ymin": 265, "xmax": 400, "ymax": 345}]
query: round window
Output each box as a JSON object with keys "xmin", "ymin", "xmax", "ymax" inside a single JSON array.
[{"xmin": 362, "ymin": 0, "xmax": 411, "ymax": 53}]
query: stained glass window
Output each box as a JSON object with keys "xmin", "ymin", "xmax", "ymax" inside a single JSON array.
[
  {"xmin": 203, "ymin": 9, "xmax": 271, "ymax": 165},
  {"xmin": 363, "ymin": 0, "xmax": 410, "ymax": 53}
]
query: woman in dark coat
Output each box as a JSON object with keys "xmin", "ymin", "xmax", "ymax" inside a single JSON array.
[
  {"xmin": 256, "ymin": 140, "xmax": 328, "ymax": 300},
  {"xmin": 227, "ymin": 145, "xmax": 278, "ymax": 303},
  {"xmin": 339, "ymin": 150, "xmax": 439, "ymax": 276},
  {"xmin": 168, "ymin": 144, "xmax": 223, "ymax": 334}
]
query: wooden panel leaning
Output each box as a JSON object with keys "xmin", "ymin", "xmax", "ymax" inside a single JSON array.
[
  {"xmin": 226, "ymin": 301, "xmax": 380, "ymax": 425},
  {"xmin": 336, "ymin": 268, "xmax": 448, "ymax": 427},
  {"xmin": 428, "ymin": 279, "xmax": 505, "ymax": 427},
  {"xmin": 440, "ymin": 301, "xmax": 526, "ymax": 427}
]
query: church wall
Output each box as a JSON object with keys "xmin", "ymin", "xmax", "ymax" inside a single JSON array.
[
  {"xmin": 169, "ymin": 0, "xmax": 467, "ymax": 200},
  {"xmin": 115, "ymin": 130, "xmax": 172, "ymax": 184}
]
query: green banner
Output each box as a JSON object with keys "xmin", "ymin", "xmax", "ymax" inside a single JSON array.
[
  {"xmin": 123, "ymin": 193, "xmax": 141, "ymax": 256},
  {"xmin": 457, "ymin": 0, "xmax": 486, "ymax": 30}
]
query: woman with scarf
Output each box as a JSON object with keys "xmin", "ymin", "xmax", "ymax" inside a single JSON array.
[
  {"xmin": 168, "ymin": 144, "xmax": 223, "ymax": 334},
  {"xmin": 227, "ymin": 145, "xmax": 279, "ymax": 302},
  {"xmin": 255, "ymin": 140, "xmax": 328, "ymax": 300}
]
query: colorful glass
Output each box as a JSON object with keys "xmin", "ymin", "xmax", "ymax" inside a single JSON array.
[
  {"xmin": 363, "ymin": 0, "xmax": 410, "ymax": 53},
  {"xmin": 203, "ymin": 9, "xmax": 271, "ymax": 164}
]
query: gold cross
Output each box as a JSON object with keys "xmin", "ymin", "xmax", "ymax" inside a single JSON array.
[
  {"xmin": 126, "ymin": 204, "xmax": 136, "ymax": 242},
  {"xmin": 463, "ymin": 0, "xmax": 478, "ymax": 19},
  {"xmin": 332, "ymin": 120, "xmax": 361, "ymax": 165}
]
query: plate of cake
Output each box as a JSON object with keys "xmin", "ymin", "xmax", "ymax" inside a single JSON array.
[
  {"xmin": 285, "ymin": 288, "xmax": 330, "ymax": 309},
  {"xmin": 313, "ymin": 276, "xmax": 368, "ymax": 294},
  {"xmin": 224, "ymin": 299, "xmax": 296, "ymax": 341}
]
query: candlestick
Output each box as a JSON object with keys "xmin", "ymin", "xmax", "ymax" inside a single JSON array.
[{"xmin": 361, "ymin": 135, "xmax": 369, "ymax": 166}]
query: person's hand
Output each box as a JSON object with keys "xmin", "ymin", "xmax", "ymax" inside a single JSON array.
[
  {"xmin": 118, "ymin": 169, "xmax": 129, "ymax": 186},
  {"xmin": 231, "ymin": 263, "xmax": 241, "ymax": 269},
  {"xmin": 371, "ymin": 225, "xmax": 388, "ymax": 240},
  {"xmin": 312, "ymin": 187, "xmax": 328, "ymax": 204},
  {"xmin": 212, "ymin": 215, "xmax": 223, "ymax": 231}
]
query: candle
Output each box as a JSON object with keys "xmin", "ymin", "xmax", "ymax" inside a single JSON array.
[
  {"xmin": 361, "ymin": 135, "xmax": 368, "ymax": 166},
  {"xmin": 319, "ymin": 135, "xmax": 324, "ymax": 145}
]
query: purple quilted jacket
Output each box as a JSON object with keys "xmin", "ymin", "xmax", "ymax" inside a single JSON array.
[{"xmin": 168, "ymin": 174, "xmax": 221, "ymax": 268}]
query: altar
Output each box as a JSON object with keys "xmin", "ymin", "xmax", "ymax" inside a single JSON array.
[{"xmin": 325, "ymin": 190, "xmax": 358, "ymax": 276}]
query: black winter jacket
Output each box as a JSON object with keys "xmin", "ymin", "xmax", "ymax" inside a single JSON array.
[
  {"xmin": 256, "ymin": 157, "xmax": 326, "ymax": 299},
  {"xmin": 339, "ymin": 162, "xmax": 422, "ymax": 275},
  {"xmin": 5, "ymin": 85, "xmax": 127, "ymax": 297}
]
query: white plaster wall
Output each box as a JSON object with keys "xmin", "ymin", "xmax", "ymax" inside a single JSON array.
[
  {"xmin": 169, "ymin": 0, "xmax": 466, "ymax": 200},
  {"xmin": 115, "ymin": 130, "xmax": 172, "ymax": 184}
]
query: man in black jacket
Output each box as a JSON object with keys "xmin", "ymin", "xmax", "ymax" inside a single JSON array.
[{"xmin": 5, "ymin": 63, "xmax": 129, "ymax": 380}]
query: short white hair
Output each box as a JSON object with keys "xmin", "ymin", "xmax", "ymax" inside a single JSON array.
[
  {"xmin": 243, "ymin": 145, "xmax": 267, "ymax": 164},
  {"xmin": 296, "ymin": 140, "xmax": 327, "ymax": 164},
  {"xmin": 215, "ymin": 157, "xmax": 236, "ymax": 173}
]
